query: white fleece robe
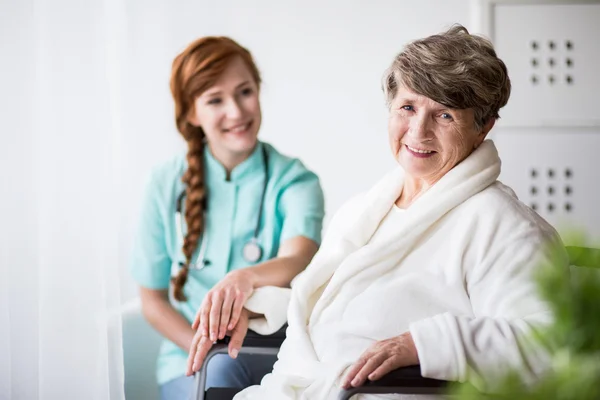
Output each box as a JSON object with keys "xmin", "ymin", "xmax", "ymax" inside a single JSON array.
[{"xmin": 240, "ymin": 140, "xmax": 567, "ymax": 400}]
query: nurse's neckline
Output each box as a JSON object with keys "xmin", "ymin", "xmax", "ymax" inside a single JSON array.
[{"xmin": 204, "ymin": 142, "xmax": 265, "ymax": 183}]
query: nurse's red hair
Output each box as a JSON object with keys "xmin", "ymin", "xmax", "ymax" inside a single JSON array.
[{"xmin": 169, "ymin": 37, "xmax": 261, "ymax": 301}]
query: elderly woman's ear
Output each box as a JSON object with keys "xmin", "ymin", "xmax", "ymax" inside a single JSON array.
[{"xmin": 475, "ymin": 118, "xmax": 496, "ymax": 149}]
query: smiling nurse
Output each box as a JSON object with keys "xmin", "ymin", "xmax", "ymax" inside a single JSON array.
[{"xmin": 129, "ymin": 36, "xmax": 325, "ymax": 400}]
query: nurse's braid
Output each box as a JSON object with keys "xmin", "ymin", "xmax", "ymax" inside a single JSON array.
[
  {"xmin": 171, "ymin": 136, "xmax": 206, "ymax": 302},
  {"xmin": 169, "ymin": 36, "xmax": 261, "ymax": 301}
]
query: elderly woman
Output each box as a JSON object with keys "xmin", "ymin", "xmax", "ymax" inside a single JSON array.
[{"xmin": 187, "ymin": 25, "xmax": 567, "ymax": 399}]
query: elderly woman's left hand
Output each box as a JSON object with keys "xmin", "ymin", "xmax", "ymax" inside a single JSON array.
[{"xmin": 342, "ymin": 332, "xmax": 419, "ymax": 389}]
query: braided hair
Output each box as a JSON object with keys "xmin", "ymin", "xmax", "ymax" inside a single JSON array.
[{"xmin": 169, "ymin": 37, "xmax": 261, "ymax": 301}]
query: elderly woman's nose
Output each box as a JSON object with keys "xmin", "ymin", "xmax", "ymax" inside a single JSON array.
[{"xmin": 408, "ymin": 115, "xmax": 433, "ymax": 139}]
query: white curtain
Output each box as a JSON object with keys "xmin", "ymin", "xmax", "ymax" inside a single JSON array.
[{"xmin": 1, "ymin": 0, "xmax": 128, "ymax": 398}]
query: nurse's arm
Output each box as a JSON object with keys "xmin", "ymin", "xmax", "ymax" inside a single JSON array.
[
  {"xmin": 202, "ymin": 236, "xmax": 316, "ymax": 338},
  {"xmin": 194, "ymin": 236, "xmax": 318, "ymax": 341},
  {"xmin": 244, "ymin": 235, "xmax": 318, "ymax": 288},
  {"xmin": 139, "ymin": 286, "xmax": 195, "ymax": 353}
]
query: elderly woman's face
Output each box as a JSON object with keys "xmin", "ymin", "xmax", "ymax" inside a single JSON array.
[{"xmin": 388, "ymin": 86, "xmax": 490, "ymax": 183}]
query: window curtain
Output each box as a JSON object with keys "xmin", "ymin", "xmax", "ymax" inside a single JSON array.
[{"xmin": 1, "ymin": 0, "xmax": 128, "ymax": 398}]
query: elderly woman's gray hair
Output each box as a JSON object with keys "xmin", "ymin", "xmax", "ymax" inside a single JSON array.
[{"xmin": 383, "ymin": 24, "xmax": 511, "ymax": 130}]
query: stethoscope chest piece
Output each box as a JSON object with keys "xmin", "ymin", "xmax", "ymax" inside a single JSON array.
[{"xmin": 242, "ymin": 238, "xmax": 263, "ymax": 264}]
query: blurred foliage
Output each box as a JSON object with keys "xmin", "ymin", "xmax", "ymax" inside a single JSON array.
[{"xmin": 452, "ymin": 234, "xmax": 600, "ymax": 399}]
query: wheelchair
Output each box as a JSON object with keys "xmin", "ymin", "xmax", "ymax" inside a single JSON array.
[{"xmin": 193, "ymin": 246, "xmax": 600, "ymax": 400}]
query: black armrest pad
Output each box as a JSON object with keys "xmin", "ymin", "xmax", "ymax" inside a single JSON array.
[
  {"xmin": 363, "ymin": 366, "xmax": 448, "ymax": 389},
  {"xmin": 216, "ymin": 324, "xmax": 287, "ymax": 348},
  {"xmin": 205, "ymin": 387, "xmax": 243, "ymax": 400}
]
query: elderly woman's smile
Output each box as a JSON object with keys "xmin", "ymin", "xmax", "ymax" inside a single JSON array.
[{"xmin": 404, "ymin": 145, "xmax": 435, "ymax": 157}]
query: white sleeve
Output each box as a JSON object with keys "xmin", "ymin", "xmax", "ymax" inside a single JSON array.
[
  {"xmin": 245, "ymin": 286, "xmax": 291, "ymax": 335},
  {"xmin": 244, "ymin": 193, "xmax": 367, "ymax": 335},
  {"xmin": 409, "ymin": 227, "xmax": 567, "ymax": 388}
]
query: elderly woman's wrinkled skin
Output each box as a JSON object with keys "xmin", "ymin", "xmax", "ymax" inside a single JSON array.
[{"xmin": 389, "ymin": 86, "xmax": 495, "ymax": 209}]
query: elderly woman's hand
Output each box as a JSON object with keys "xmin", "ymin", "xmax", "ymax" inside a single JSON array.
[
  {"xmin": 191, "ymin": 269, "xmax": 254, "ymax": 342},
  {"xmin": 341, "ymin": 332, "xmax": 419, "ymax": 389},
  {"xmin": 186, "ymin": 307, "xmax": 251, "ymax": 376}
]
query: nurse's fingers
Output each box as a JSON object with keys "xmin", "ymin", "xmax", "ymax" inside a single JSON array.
[
  {"xmin": 227, "ymin": 291, "xmax": 246, "ymax": 331},
  {"xmin": 186, "ymin": 329, "xmax": 204, "ymax": 376},
  {"xmin": 191, "ymin": 301, "xmax": 203, "ymax": 330},
  {"xmin": 190, "ymin": 335, "xmax": 213, "ymax": 374},
  {"xmin": 199, "ymin": 297, "xmax": 211, "ymax": 337},
  {"xmin": 218, "ymin": 292, "xmax": 235, "ymax": 340},
  {"xmin": 228, "ymin": 311, "xmax": 249, "ymax": 359},
  {"xmin": 209, "ymin": 292, "xmax": 223, "ymax": 342}
]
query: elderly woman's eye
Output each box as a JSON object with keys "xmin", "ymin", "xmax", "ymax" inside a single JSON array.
[
  {"xmin": 440, "ymin": 112, "xmax": 453, "ymax": 120},
  {"xmin": 401, "ymin": 105, "xmax": 414, "ymax": 111}
]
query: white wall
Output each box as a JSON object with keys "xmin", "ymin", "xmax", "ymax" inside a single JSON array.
[{"xmin": 118, "ymin": 0, "xmax": 472, "ymax": 301}]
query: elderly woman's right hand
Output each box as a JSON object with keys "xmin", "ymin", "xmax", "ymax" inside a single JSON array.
[{"xmin": 186, "ymin": 307, "xmax": 250, "ymax": 376}]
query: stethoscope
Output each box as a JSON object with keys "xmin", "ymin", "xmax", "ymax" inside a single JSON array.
[{"xmin": 175, "ymin": 145, "xmax": 269, "ymax": 269}]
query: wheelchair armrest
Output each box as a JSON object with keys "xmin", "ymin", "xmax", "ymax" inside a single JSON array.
[
  {"xmin": 337, "ymin": 365, "xmax": 448, "ymax": 400},
  {"xmin": 193, "ymin": 325, "xmax": 287, "ymax": 400},
  {"xmin": 227, "ymin": 324, "xmax": 287, "ymax": 348}
]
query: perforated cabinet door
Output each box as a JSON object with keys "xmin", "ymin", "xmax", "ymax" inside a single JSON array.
[
  {"xmin": 493, "ymin": 3, "xmax": 600, "ymax": 127},
  {"xmin": 482, "ymin": 2, "xmax": 600, "ymax": 242},
  {"xmin": 491, "ymin": 129, "xmax": 600, "ymax": 241}
]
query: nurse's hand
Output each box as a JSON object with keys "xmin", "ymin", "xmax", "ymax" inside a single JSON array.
[
  {"xmin": 341, "ymin": 332, "xmax": 419, "ymax": 389},
  {"xmin": 191, "ymin": 269, "xmax": 254, "ymax": 342},
  {"xmin": 186, "ymin": 308, "xmax": 250, "ymax": 376}
]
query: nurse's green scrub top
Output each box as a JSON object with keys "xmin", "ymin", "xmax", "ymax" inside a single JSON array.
[{"xmin": 129, "ymin": 141, "xmax": 325, "ymax": 385}]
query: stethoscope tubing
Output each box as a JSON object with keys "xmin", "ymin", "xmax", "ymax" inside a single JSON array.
[{"xmin": 175, "ymin": 145, "xmax": 269, "ymax": 269}]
